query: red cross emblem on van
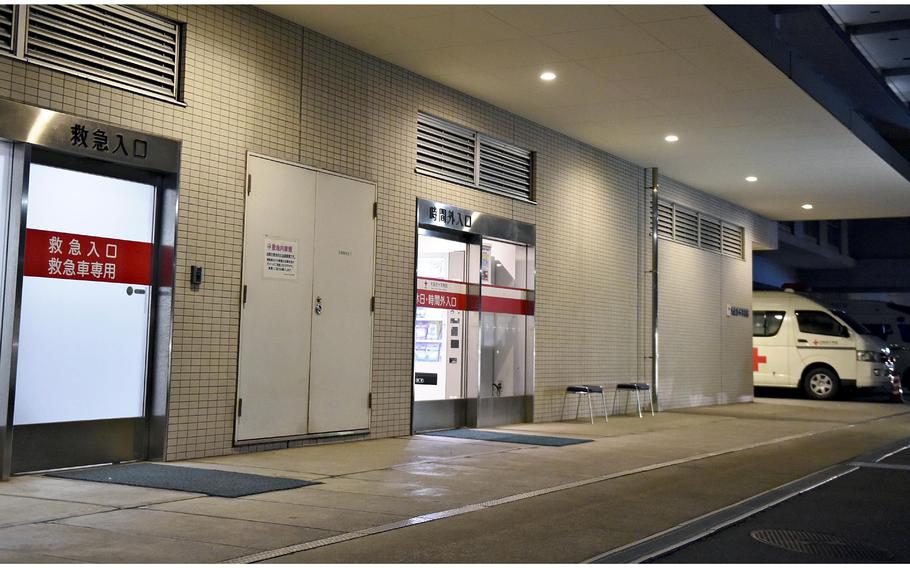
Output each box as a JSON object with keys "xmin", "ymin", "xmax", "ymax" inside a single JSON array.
[{"xmin": 753, "ymin": 347, "xmax": 767, "ymax": 372}]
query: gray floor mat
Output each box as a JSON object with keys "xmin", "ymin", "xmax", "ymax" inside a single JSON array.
[
  {"xmin": 47, "ymin": 462, "xmax": 319, "ymax": 497},
  {"xmin": 422, "ymin": 428, "xmax": 591, "ymax": 446}
]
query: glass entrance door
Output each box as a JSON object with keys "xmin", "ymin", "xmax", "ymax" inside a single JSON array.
[
  {"xmin": 11, "ymin": 161, "xmax": 156, "ymax": 472},
  {"xmin": 478, "ymin": 238, "xmax": 534, "ymax": 426},
  {"xmin": 412, "ymin": 233, "xmax": 474, "ymax": 431},
  {"xmin": 412, "ymin": 229, "xmax": 535, "ymax": 432}
]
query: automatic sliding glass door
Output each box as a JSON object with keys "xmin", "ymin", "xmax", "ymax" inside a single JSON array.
[{"xmin": 412, "ymin": 199, "xmax": 536, "ymax": 433}]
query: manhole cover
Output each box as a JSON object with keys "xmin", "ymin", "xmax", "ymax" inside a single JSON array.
[{"xmin": 751, "ymin": 529, "xmax": 893, "ymax": 561}]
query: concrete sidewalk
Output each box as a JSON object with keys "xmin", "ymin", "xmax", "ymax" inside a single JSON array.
[{"xmin": 0, "ymin": 398, "xmax": 908, "ymax": 563}]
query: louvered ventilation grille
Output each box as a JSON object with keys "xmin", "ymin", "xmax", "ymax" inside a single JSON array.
[
  {"xmin": 675, "ymin": 206, "xmax": 699, "ymax": 246},
  {"xmin": 416, "ymin": 112, "xmax": 535, "ymax": 202},
  {"xmin": 657, "ymin": 200, "xmax": 674, "ymax": 238},
  {"xmin": 0, "ymin": 5, "xmax": 14, "ymax": 53},
  {"xmin": 656, "ymin": 199, "xmax": 744, "ymax": 260},
  {"xmin": 699, "ymin": 216, "xmax": 722, "ymax": 253},
  {"xmin": 479, "ymin": 136, "xmax": 533, "ymax": 201},
  {"xmin": 25, "ymin": 5, "xmax": 181, "ymax": 100},
  {"xmin": 722, "ymin": 223, "xmax": 744, "ymax": 258},
  {"xmin": 416, "ymin": 113, "xmax": 476, "ymax": 187}
]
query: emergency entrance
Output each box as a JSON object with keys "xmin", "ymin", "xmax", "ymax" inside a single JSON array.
[
  {"xmin": 413, "ymin": 199, "xmax": 535, "ymax": 432},
  {"xmin": 0, "ymin": 101, "xmax": 179, "ymax": 477}
]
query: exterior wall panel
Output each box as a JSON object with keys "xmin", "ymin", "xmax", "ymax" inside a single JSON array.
[{"xmin": 0, "ymin": 5, "xmax": 772, "ymax": 459}]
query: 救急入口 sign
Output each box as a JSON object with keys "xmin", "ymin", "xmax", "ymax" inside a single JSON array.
[{"xmin": 23, "ymin": 229, "xmax": 153, "ymax": 285}]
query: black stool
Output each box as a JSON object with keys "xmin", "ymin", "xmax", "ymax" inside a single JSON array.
[
  {"xmin": 612, "ymin": 383, "xmax": 654, "ymax": 418},
  {"xmin": 562, "ymin": 385, "xmax": 608, "ymax": 424}
]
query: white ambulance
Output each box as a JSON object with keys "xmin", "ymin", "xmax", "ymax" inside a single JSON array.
[
  {"xmin": 813, "ymin": 297, "xmax": 910, "ymax": 389},
  {"xmin": 752, "ymin": 290, "xmax": 895, "ymax": 400}
]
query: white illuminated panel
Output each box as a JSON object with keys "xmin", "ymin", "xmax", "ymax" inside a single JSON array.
[{"xmin": 13, "ymin": 164, "xmax": 155, "ymax": 425}]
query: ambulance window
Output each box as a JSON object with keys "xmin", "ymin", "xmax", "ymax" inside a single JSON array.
[
  {"xmin": 753, "ymin": 311, "xmax": 785, "ymax": 337},
  {"xmin": 795, "ymin": 310, "xmax": 849, "ymax": 337}
]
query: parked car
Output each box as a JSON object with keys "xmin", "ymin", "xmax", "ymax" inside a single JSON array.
[{"xmin": 752, "ymin": 290, "xmax": 895, "ymax": 400}]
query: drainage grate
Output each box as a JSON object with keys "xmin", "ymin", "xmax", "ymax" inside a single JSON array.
[{"xmin": 750, "ymin": 529, "xmax": 893, "ymax": 561}]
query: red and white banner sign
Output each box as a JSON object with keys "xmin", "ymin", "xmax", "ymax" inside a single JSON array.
[
  {"xmin": 416, "ymin": 277, "xmax": 534, "ymax": 315},
  {"xmin": 24, "ymin": 228, "xmax": 153, "ymax": 285},
  {"xmin": 481, "ymin": 284, "xmax": 535, "ymax": 316}
]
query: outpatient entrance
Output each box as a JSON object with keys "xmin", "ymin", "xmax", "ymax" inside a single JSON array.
[
  {"xmin": 413, "ymin": 199, "xmax": 535, "ymax": 432},
  {"xmin": 0, "ymin": 100, "xmax": 179, "ymax": 477}
]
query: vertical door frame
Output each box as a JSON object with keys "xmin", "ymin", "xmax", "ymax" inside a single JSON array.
[
  {"xmin": 0, "ymin": 100, "xmax": 180, "ymax": 479},
  {"xmin": 0, "ymin": 142, "xmax": 28, "ymax": 480}
]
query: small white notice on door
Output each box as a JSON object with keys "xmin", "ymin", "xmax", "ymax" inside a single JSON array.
[{"xmin": 263, "ymin": 236, "xmax": 298, "ymax": 279}]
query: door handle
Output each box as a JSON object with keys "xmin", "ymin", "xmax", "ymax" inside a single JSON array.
[
  {"xmin": 798, "ymin": 339, "xmax": 807, "ymax": 343},
  {"xmin": 126, "ymin": 286, "xmax": 147, "ymax": 296},
  {"xmin": 315, "ymin": 296, "xmax": 323, "ymax": 315}
]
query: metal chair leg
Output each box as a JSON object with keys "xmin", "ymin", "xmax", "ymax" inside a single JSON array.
[
  {"xmin": 611, "ymin": 390, "xmax": 619, "ymax": 416},
  {"xmin": 562, "ymin": 391, "xmax": 568, "ymax": 421},
  {"xmin": 575, "ymin": 395, "xmax": 581, "ymax": 420},
  {"xmin": 587, "ymin": 394, "xmax": 594, "ymax": 425},
  {"xmin": 601, "ymin": 391, "xmax": 608, "ymax": 423},
  {"xmin": 635, "ymin": 389, "xmax": 642, "ymax": 418}
]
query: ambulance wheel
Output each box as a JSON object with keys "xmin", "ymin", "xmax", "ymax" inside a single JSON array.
[{"xmin": 803, "ymin": 366, "xmax": 840, "ymax": 400}]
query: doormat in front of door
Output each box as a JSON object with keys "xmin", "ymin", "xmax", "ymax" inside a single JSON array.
[
  {"xmin": 47, "ymin": 463, "xmax": 320, "ymax": 497},
  {"xmin": 422, "ymin": 428, "xmax": 591, "ymax": 446}
]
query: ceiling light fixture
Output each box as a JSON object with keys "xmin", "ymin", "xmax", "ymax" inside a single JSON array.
[
  {"xmin": 745, "ymin": 176, "xmax": 758, "ymax": 182},
  {"xmin": 539, "ymin": 71, "xmax": 556, "ymax": 81},
  {"xmin": 664, "ymin": 134, "xmax": 679, "ymax": 143},
  {"xmin": 801, "ymin": 203, "xmax": 814, "ymax": 210}
]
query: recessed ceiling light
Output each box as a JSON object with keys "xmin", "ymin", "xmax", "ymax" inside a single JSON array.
[
  {"xmin": 539, "ymin": 71, "xmax": 556, "ymax": 81},
  {"xmin": 745, "ymin": 176, "xmax": 758, "ymax": 182},
  {"xmin": 801, "ymin": 203, "xmax": 814, "ymax": 210},
  {"xmin": 664, "ymin": 134, "xmax": 679, "ymax": 143}
]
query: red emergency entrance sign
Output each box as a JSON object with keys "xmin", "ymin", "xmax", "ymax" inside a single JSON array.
[{"xmin": 23, "ymin": 228, "xmax": 153, "ymax": 286}]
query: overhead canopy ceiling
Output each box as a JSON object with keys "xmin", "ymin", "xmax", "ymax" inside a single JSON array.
[
  {"xmin": 828, "ymin": 4, "xmax": 910, "ymax": 104},
  {"xmin": 264, "ymin": 4, "xmax": 910, "ymax": 221}
]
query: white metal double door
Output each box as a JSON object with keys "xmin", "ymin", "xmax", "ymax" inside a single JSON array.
[{"xmin": 236, "ymin": 155, "xmax": 375, "ymax": 442}]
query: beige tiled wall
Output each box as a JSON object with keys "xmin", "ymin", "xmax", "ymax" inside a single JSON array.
[{"xmin": 0, "ymin": 5, "xmax": 772, "ymax": 459}]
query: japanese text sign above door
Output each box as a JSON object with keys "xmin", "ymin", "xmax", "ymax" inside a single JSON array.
[
  {"xmin": 0, "ymin": 99, "xmax": 180, "ymax": 174},
  {"xmin": 23, "ymin": 228, "xmax": 153, "ymax": 286},
  {"xmin": 416, "ymin": 199, "xmax": 536, "ymax": 246}
]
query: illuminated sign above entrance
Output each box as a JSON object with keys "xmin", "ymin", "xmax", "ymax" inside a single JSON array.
[
  {"xmin": 416, "ymin": 199, "xmax": 535, "ymax": 246},
  {"xmin": 427, "ymin": 204, "xmax": 473, "ymax": 229},
  {"xmin": 69, "ymin": 123, "xmax": 149, "ymax": 161},
  {"xmin": 0, "ymin": 99, "xmax": 179, "ymax": 173}
]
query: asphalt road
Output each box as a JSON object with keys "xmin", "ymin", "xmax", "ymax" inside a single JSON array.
[{"xmin": 652, "ymin": 447, "xmax": 910, "ymax": 563}]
